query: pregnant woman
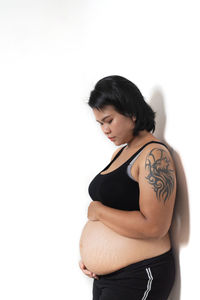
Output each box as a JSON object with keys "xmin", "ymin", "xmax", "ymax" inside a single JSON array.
[{"xmin": 79, "ymin": 75, "xmax": 176, "ymax": 300}]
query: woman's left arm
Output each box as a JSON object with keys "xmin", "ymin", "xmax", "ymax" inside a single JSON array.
[{"xmin": 87, "ymin": 146, "xmax": 177, "ymax": 239}]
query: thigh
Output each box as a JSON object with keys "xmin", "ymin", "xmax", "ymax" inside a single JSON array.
[
  {"xmin": 93, "ymin": 284, "xmax": 142, "ymax": 300},
  {"xmin": 92, "ymin": 272, "xmax": 149, "ymax": 300},
  {"xmin": 99, "ymin": 287, "xmax": 144, "ymax": 300},
  {"xmin": 92, "ymin": 279, "xmax": 101, "ymax": 300}
]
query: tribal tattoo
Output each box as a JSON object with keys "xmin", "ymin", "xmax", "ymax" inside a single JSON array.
[{"xmin": 145, "ymin": 148, "xmax": 175, "ymax": 203}]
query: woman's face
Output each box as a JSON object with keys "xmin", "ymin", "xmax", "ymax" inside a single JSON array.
[{"xmin": 92, "ymin": 105, "xmax": 136, "ymax": 146}]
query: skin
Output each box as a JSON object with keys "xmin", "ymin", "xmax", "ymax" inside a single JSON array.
[
  {"xmin": 80, "ymin": 104, "xmax": 136, "ymax": 279},
  {"xmin": 79, "ymin": 105, "xmax": 176, "ymax": 279},
  {"xmin": 93, "ymin": 105, "xmax": 137, "ymax": 148}
]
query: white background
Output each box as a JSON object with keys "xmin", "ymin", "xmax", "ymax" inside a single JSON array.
[{"xmin": 0, "ymin": 0, "xmax": 198, "ymax": 299}]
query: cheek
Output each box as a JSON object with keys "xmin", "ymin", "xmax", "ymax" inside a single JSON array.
[
  {"xmin": 112, "ymin": 120, "xmax": 121, "ymax": 132},
  {"xmin": 117, "ymin": 121, "xmax": 133, "ymax": 136}
]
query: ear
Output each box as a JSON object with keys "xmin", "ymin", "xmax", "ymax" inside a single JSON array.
[{"xmin": 132, "ymin": 115, "xmax": 136, "ymax": 122}]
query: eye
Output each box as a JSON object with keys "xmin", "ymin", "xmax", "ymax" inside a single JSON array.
[{"xmin": 98, "ymin": 120, "xmax": 113, "ymax": 126}]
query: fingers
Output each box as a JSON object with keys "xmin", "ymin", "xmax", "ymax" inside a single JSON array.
[
  {"xmin": 79, "ymin": 260, "xmax": 84, "ymax": 269},
  {"xmin": 79, "ymin": 260, "xmax": 99, "ymax": 280}
]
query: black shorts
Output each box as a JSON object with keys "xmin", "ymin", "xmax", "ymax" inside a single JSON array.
[{"xmin": 93, "ymin": 249, "xmax": 175, "ymax": 300}]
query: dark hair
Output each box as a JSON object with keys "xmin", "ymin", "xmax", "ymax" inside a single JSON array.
[{"xmin": 87, "ymin": 75, "xmax": 156, "ymax": 136}]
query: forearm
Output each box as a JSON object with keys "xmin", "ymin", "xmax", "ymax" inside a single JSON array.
[{"xmin": 97, "ymin": 204, "xmax": 156, "ymax": 239}]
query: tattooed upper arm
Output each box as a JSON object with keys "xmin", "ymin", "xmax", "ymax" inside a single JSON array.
[
  {"xmin": 138, "ymin": 145, "xmax": 176, "ymax": 237},
  {"xmin": 145, "ymin": 148, "xmax": 175, "ymax": 204}
]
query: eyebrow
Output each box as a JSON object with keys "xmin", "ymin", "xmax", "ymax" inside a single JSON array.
[{"xmin": 96, "ymin": 115, "xmax": 112, "ymax": 123}]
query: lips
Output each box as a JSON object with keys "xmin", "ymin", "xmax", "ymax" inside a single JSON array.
[{"xmin": 108, "ymin": 136, "xmax": 115, "ymax": 140}]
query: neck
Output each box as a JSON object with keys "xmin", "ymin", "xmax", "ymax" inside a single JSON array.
[{"xmin": 126, "ymin": 130, "xmax": 154, "ymax": 150}]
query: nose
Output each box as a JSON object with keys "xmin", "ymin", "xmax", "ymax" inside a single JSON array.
[{"xmin": 102, "ymin": 124, "xmax": 111, "ymax": 135}]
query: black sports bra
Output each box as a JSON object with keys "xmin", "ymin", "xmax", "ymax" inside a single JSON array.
[{"xmin": 88, "ymin": 141, "xmax": 169, "ymax": 211}]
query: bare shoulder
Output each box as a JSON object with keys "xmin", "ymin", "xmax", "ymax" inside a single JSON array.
[
  {"xmin": 110, "ymin": 146, "xmax": 125, "ymax": 161},
  {"xmin": 138, "ymin": 142, "xmax": 175, "ymax": 170}
]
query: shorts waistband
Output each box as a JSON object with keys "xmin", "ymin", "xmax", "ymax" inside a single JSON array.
[{"xmin": 99, "ymin": 248, "xmax": 174, "ymax": 279}]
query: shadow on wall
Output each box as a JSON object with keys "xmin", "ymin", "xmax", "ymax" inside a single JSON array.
[{"xmin": 149, "ymin": 89, "xmax": 190, "ymax": 300}]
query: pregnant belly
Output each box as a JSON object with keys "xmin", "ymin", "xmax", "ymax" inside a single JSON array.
[{"xmin": 79, "ymin": 220, "xmax": 171, "ymax": 275}]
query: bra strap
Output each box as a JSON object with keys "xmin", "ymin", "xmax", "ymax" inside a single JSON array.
[
  {"xmin": 135, "ymin": 141, "xmax": 169, "ymax": 154},
  {"xmin": 128, "ymin": 141, "xmax": 168, "ymax": 165},
  {"xmin": 100, "ymin": 145, "xmax": 126, "ymax": 173},
  {"xmin": 127, "ymin": 141, "xmax": 169, "ymax": 181},
  {"xmin": 110, "ymin": 145, "xmax": 127, "ymax": 163},
  {"xmin": 112, "ymin": 141, "xmax": 168, "ymax": 164}
]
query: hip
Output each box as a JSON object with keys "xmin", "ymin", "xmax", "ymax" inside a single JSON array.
[{"xmin": 93, "ymin": 248, "xmax": 176, "ymax": 300}]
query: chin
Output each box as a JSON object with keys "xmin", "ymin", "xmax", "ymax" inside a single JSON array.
[{"xmin": 114, "ymin": 140, "xmax": 122, "ymax": 146}]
